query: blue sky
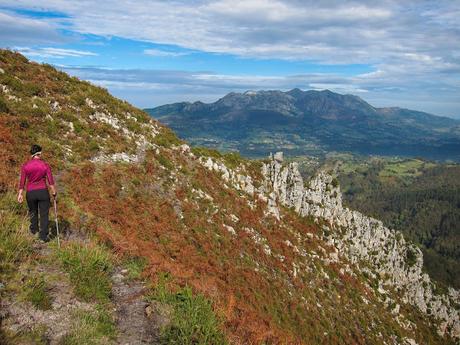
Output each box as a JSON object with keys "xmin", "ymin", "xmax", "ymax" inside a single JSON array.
[{"xmin": 0, "ymin": 1, "xmax": 459, "ymax": 118}]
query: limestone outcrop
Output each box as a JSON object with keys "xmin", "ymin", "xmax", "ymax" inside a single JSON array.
[{"xmin": 262, "ymin": 152, "xmax": 460, "ymax": 339}]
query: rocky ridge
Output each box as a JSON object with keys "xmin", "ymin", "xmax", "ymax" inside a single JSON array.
[{"xmin": 262, "ymin": 152, "xmax": 460, "ymax": 339}]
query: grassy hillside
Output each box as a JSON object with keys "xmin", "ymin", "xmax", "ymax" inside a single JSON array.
[{"xmin": 0, "ymin": 50, "xmax": 456, "ymax": 344}]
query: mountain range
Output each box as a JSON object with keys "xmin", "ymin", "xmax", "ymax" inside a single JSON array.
[{"xmin": 146, "ymin": 89, "xmax": 460, "ymax": 160}]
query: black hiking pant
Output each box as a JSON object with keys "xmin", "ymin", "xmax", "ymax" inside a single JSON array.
[{"xmin": 26, "ymin": 189, "xmax": 50, "ymax": 241}]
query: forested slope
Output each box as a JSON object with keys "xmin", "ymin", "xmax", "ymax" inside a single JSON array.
[{"xmin": 337, "ymin": 158, "xmax": 460, "ymax": 289}]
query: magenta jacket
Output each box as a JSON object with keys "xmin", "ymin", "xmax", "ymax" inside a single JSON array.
[{"xmin": 19, "ymin": 158, "xmax": 55, "ymax": 192}]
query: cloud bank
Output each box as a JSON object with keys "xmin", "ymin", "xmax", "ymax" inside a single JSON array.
[
  {"xmin": 1, "ymin": 0, "xmax": 459, "ymax": 117},
  {"xmin": 5, "ymin": 0, "xmax": 459, "ymax": 65},
  {"xmin": 59, "ymin": 65, "xmax": 460, "ymax": 118}
]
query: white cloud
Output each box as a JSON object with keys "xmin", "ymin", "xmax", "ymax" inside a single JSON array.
[
  {"xmin": 144, "ymin": 49, "xmax": 190, "ymax": 57},
  {"xmin": 87, "ymin": 79, "xmax": 166, "ymax": 90},
  {"xmin": 309, "ymin": 83, "xmax": 369, "ymax": 94},
  {"xmin": 0, "ymin": 10, "xmax": 64, "ymax": 45},
  {"xmin": 404, "ymin": 53, "xmax": 440, "ymax": 63},
  {"xmin": 14, "ymin": 47, "xmax": 98, "ymax": 58},
  {"xmin": 58, "ymin": 64, "xmax": 460, "ymax": 117},
  {"xmin": 206, "ymin": 0, "xmax": 391, "ymax": 25},
  {"xmin": 206, "ymin": 0, "xmax": 302, "ymax": 22},
  {"xmin": 2, "ymin": 0, "xmax": 457, "ymax": 63}
]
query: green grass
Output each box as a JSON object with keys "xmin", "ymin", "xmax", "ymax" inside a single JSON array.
[
  {"xmin": 221, "ymin": 151, "xmax": 244, "ymax": 169},
  {"xmin": 0, "ymin": 193, "xmax": 33, "ymax": 279},
  {"xmin": 156, "ymin": 153, "xmax": 174, "ymax": 170},
  {"xmin": 153, "ymin": 127, "xmax": 183, "ymax": 148},
  {"xmin": 148, "ymin": 273, "xmax": 228, "ymax": 345},
  {"xmin": 59, "ymin": 305, "xmax": 116, "ymax": 345},
  {"xmin": 56, "ymin": 242, "xmax": 113, "ymax": 302},
  {"xmin": 4, "ymin": 324, "xmax": 49, "ymax": 345},
  {"xmin": 191, "ymin": 147, "xmax": 223, "ymax": 160},
  {"xmin": 22, "ymin": 274, "xmax": 53, "ymax": 310},
  {"xmin": 191, "ymin": 147, "xmax": 245, "ymax": 169},
  {"xmin": 379, "ymin": 159, "xmax": 429, "ymax": 178},
  {"xmin": 0, "ymin": 95, "xmax": 9, "ymax": 113},
  {"xmin": 0, "ymin": 194, "xmax": 51, "ymax": 339},
  {"xmin": 122, "ymin": 256, "xmax": 147, "ymax": 280}
]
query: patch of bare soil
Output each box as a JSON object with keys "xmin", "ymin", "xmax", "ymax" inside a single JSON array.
[
  {"xmin": 111, "ymin": 268, "xmax": 170, "ymax": 345},
  {"xmin": 0, "ymin": 241, "xmax": 95, "ymax": 345}
]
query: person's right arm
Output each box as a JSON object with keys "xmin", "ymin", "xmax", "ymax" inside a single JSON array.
[{"xmin": 17, "ymin": 165, "xmax": 25, "ymax": 203}]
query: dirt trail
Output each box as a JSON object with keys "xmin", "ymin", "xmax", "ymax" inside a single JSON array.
[
  {"xmin": 1, "ymin": 229, "xmax": 167, "ymax": 344},
  {"xmin": 1, "ymin": 240, "xmax": 95, "ymax": 345},
  {"xmin": 111, "ymin": 268, "xmax": 163, "ymax": 345}
]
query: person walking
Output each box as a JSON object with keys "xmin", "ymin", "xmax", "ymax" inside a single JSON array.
[{"xmin": 17, "ymin": 144, "xmax": 57, "ymax": 242}]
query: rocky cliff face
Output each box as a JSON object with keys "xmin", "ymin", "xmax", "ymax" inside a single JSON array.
[{"xmin": 262, "ymin": 152, "xmax": 460, "ymax": 339}]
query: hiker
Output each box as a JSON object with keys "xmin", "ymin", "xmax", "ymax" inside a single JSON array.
[{"xmin": 17, "ymin": 144, "xmax": 57, "ymax": 242}]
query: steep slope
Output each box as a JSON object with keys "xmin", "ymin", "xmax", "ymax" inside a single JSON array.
[
  {"xmin": 262, "ymin": 154, "xmax": 459, "ymax": 339},
  {"xmin": 146, "ymin": 89, "xmax": 460, "ymax": 160},
  {"xmin": 0, "ymin": 50, "xmax": 459, "ymax": 344},
  {"xmin": 333, "ymin": 157, "xmax": 460, "ymax": 289}
]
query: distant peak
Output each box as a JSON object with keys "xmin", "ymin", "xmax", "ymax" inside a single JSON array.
[{"xmin": 286, "ymin": 88, "xmax": 304, "ymax": 97}]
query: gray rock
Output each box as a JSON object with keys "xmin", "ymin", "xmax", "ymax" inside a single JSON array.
[
  {"xmin": 261, "ymin": 152, "xmax": 460, "ymax": 339},
  {"xmin": 274, "ymin": 151, "xmax": 284, "ymax": 162}
]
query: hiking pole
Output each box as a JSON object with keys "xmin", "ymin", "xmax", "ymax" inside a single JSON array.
[{"xmin": 53, "ymin": 195, "xmax": 60, "ymax": 248}]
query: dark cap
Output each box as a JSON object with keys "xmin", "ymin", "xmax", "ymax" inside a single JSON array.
[{"xmin": 30, "ymin": 144, "xmax": 42, "ymax": 156}]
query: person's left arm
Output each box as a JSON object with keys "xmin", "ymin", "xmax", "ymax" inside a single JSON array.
[{"xmin": 46, "ymin": 164, "xmax": 57, "ymax": 197}]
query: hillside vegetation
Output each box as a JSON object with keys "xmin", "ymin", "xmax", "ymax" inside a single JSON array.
[{"xmin": 0, "ymin": 50, "xmax": 457, "ymax": 344}]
